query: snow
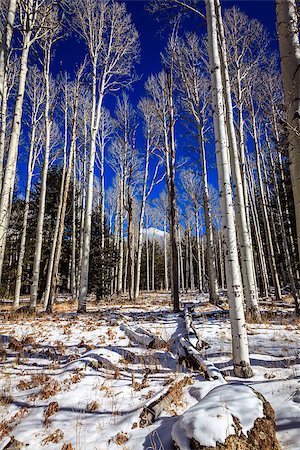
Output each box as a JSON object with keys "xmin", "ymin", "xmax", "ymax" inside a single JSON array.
[
  {"xmin": 172, "ymin": 384, "xmax": 264, "ymax": 449},
  {"xmin": 0, "ymin": 293, "xmax": 299, "ymax": 449}
]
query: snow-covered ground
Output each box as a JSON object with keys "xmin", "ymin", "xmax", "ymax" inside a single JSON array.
[{"xmin": 0, "ymin": 294, "xmax": 299, "ymax": 449}]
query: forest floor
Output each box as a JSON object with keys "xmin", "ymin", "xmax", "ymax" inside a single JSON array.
[{"xmin": 0, "ymin": 292, "xmax": 299, "ymax": 450}]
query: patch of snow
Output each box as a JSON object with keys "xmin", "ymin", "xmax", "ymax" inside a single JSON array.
[{"xmin": 172, "ymin": 384, "xmax": 264, "ymax": 449}]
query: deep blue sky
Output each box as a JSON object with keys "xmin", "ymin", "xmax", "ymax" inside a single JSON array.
[{"xmin": 20, "ymin": 1, "xmax": 279, "ymax": 213}]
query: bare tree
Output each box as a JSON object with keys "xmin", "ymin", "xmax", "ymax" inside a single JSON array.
[
  {"xmin": 276, "ymin": 0, "xmax": 300, "ymax": 261},
  {"xmin": 67, "ymin": 0, "xmax": 139, "ymax": 312},
  {"xmin": 30, "ymin": 7, "xmax": 61, "ymax": 309},
  {"xmin": 0, "ymin": 0, "xmax": 54, "ymax": 282},
  {"xmin": 14, "ymin": 66, "xmax": 45, "ymax": 308},
  {"xmin": 205, "ymin": 0, "xmax": 252, "ymax": 377}
]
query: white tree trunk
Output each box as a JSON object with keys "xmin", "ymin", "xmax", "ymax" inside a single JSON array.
[
  {"xmin": 215, "ymin": 0, "xmax": 260, "ymax": 321},
  {"xmin": 78, "ymin": 66, "xmax": 105, "ymax": 311},
  {"xmin": 71, "ymin": 147, "xmax": 77, "ymax": 301},
  {"xmin": 206, "ymin": 0, "xmax": 252, "ymax": 377},
  {"xmin": 152, "ymin": 232, "xmax": 156, "ymax": 291},
  {"xmin": 134, "ymin": 135, "xmax": 150, "ymax": 300},
  {"xmin": 0, "ymin": 0, "xmax": 17, "ymax": 106},
  {"xmin": 0, "ymin": 36, "xmax": 30, "ymax": 281},
  {"xmin": 30, "ymin": 41, "xmax": 52, "ymax": 310},
  {"xmin": 0, "ymin": 74, "xmax": 8, "ymax": 190},
  {"xmin": 189, "ymin": 226, "xmax": 195, "ymax": 290},
  {"xmin": 146, "ymin": 222, "xmax": 150, "ymax": 291},
  {"xmin": 14, "ymin": 110, "xmax": 38, "ymax": 308},
  {"xmin": 198, "ymin": 126, "xmax": 218, "ymax": 301},
  {"xmin": 276, "ymin": 0, "xmax": 300, "ymax": 260},
  {"xmin": 251, "ymin": 107, "xmax": 282, "ymax": 301},
  {"xmin": 195, "ymin": 212, "xmax": 203, "ymax": 293},
  {"xmin": 164, "ymin": 217, "xmax": 169, "ymax": 291},
  {"xmin": 43, "ymin": 85, "xmax": 68, "ymax": 310}
]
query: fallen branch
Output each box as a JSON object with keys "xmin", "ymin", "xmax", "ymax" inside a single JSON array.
[
  {"xmin": 120, "ymin": 324, "xmax": 155, "ymax": 348},
  {"xmin": 139, "ymin": 376, "xmax": 191, "ymax": 427}
]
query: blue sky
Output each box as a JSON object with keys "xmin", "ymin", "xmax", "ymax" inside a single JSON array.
[{"xmin": 19, "ymin": 1, "xmax": 279, "ymax": 215}]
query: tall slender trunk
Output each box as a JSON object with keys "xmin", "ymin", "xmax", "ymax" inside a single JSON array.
[
  {"xmin": 195, "ymin": 212, "xmax": 203, "ymax": 292},
  {"xmin": 218, "ymin": 233, "xmax": 225, "ymax": 291},
  {"xmin": 166, "ymin": 66, "xmax": 180, "ymax": 311},
  {"xmin": 43, "ymin": 86, "xmax": 68, "ymax": 310},
  {"xmin": 267, "ymin": 132, "xmax": 299, "ymax": 313},
  {"xmin": 198, "ymin": 126, "xmax": 218, "ymax": 301},
  {"xmin": 146, "ymin": 222, "xmax": 150, "ymax": 291},
  {"xmin": 246, "ymin": 159, "xmax": 269, "ymax": 298},
  {"xmin": 30, "ymin": 40, "xmax": 52, "ymax": 309},
  {"xmin": 117, "ymin": 181, "xmax": 124, "ymax": 294},
  {"xmin": 47, "ymin": 73, "xmax": 81, "ymax": 311},
  {"xmin": 0, "ymin": 35, "xmax": 30, "ymax": 281},
  {"xmin": 14, "ymin": 110, "xmax": 38, "ymax": 308},
  {"xmin": 250, "ymin": 106, "xmax": 282, "ymax": 300},
  {"xmin": 0, "ymin": 75, "xmax": 8, "ymax": 190},
  {"xmin": 164, "ymin": 217, "xmax": 169, "ymax": 290},
  {"xmin": 71, "ymin": 148, "xmax": 77, "ymax": 301},
  {"xmin": 215, "ymin": 0, "xmax": 260, "ymax": 320},
  {"xmin": 189, "ymin": 227, "xmax": 195, "ymax": 290},
  {"xmin": 135, "ymin": 133, "xmax": 150, "ymax": 299},
  {"xmin": 276, "ymin": 0, "xmax": 300, "ymax": 259},
  {"xmin": 152, "ymin": 233, "xmax": 156, "ymax": 291},
  {"xmin": 178, "ymin": 227, "xmax": 185, "ymax": 291},
  {"xmin": 77, "ymin": 127, "xmax": 87, "ymax": 296},
  {"xmin": 206, "ymin": 0, "xmax": 252, "ymax": 377},
  {"xmin": 127, "ymin": 193, "xmax": 134, "ymax": 300},
  {"xmin": 0, "ymin": 0, "xmax": 17, "ymax": 106},
  {"xmin": 78, "ymin": 62, "xmax": 105, "ymax": 312}
]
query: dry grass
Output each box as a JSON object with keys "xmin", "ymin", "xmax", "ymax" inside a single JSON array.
[
  {"xmin": 114, "ymin": 431, "xmax": 129, "ymax": 445},
  {"xmin": 42, "ymin": 429, "xmax": 64, "ymax": 445}
]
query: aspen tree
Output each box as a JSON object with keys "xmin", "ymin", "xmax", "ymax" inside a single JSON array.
[
  {"xmin": 14, "ymin": 67, "xmax": 45, "ymax": 308},
  {"xmin": 276, "ymin": 0, "xmax": 300, "ymax": 259},
  {"xmin": 0, "ymin": 0, "xmax": 53, "ymax": 282},
  {"xmin": 67, "ymin": 0, "xmax": 139, "ymax": 312},
  {"xmin": 205, "ymin": 0, "xmax": 252, "ymax": 377},
  {"xmin": 30, "ymin": 8, "xmax": 61, "ymax": 310}
]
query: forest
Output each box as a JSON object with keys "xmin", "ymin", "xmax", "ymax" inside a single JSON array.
[{"xmin": 0, "ymin": 0, "xmax": 299, "ymax": 449}]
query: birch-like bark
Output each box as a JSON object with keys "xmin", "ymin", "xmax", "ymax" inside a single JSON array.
[
  {"xmin": 206, "ymin": 0, "xmax": 252, "ymax": 377},
  {"xmin": 30, "ymin": 39, "xmax": 53, "ymax": 309},
  {"xmin": 199, "ymin": 126, "xmax": 218, "ymax": 301},
  {"xmin": 276, "ymin": 0, "xmax": 300, "ymax": 259},
  {"xmin": 134, "ymin": 142, "xmax": 149, "ymax": 299},
  {"xmin": 195, "ymin": 211, "xmax": 203, "ymax": 292},
  {"xmin": 189, "ymin": 226, "xmax": 195, "ymax": 290},
  {"xmin": 78, "ymin": 66, "xmax": 105, "ymax": 311},
  {"xmin": 47, "ymin": 74, "xmax": 81, "ymax": 311},
  {"xmin": 250, "ymin": 105, "xmax": 281, "ymax": 300},
  {"xmin": 117, "ymin": 183, "xmax": 124, "ymax": 294},
  {"xmin": 266, "ymin": 132, "xmax": 299, "ymax": 313},
  {"xmin": 0, "ymin": 71, "xmax": 8, "ymax": 190},
  {"xmin": 167, "ymin": 65, "xmax": 180, "ymax": 311},
  {"xmin": 145, "ymin": 223, "xmax": 150, "ymax": 291},
  {"xmin": 0, "ymin": 0, "xmax": 17, "ymax": 107},
  {"xmin": 71, "ymin": 147, "xmax": 77, "ymax": 301},
  {"xmin": 43, "ymin": 82, "xmax": 68, "ymax": 310},
  {"xmin": 215, "ymin": 0, "xmax": 260, "ymax": 321},
  {"xmin": 14, "ymin": 94, "xmax": 42, "ymax": 308},
  {"xmin": 246, "ymin": 156, "xmax": 269, "ymax": 297},
  {"xmin": 0, "ymin": 36, "xmax": 30, "ymax": 281},
  {"xmin": 164, "ymin": 217, "xmax": 169, "ymax": 291},
  {"xmin": 152, "ymin": 232, "xmax": 156, "ymax": 291}
]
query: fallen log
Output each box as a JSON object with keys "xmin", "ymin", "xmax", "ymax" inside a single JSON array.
[
  {"xmin": 135, "ymin": 327, "xmax": 167, "ymax": 349},
  {"xmin": 179, "ymin": 337, "xmax": 224, "ymax": 382},
  {"xmin": 139, "ymin": 376, "xmax": 192, "ymax": 427},
  {"xmin": 120, "ymin": 324, "xmax": 155, "ymax": 348}
]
